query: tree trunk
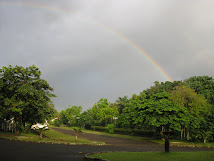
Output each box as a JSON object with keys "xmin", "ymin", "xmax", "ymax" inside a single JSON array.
[
  {"xmin": 75, "ymin": 135, "xmax": 78, "ymax": 141},
  {"xmin": 187, "ymin": 129, "xmax": 189, "ymax": 140},
  {"xmin": 184, "ymin": 128, "xmax": 185, "ymax": 139},
  {"xmin": 165, "ymin": 139, "xmax": 170, "ymax": 152},
  {"xmin": 204, "ymin": 137, "xmax": 206, "ymax": 144},
  {"xmin": 40, "ymin": 133, "xmax": 43, "ymax": 139},
  {"xmin": 187, "ymin": 127, "xmax": 190, "ymax": 140},
  {"xmin": 181, "ymin": 128, "xmax": 183, "ymax": 140},
  {"xmin": 16, "ymin": 117, "xmax": 22, "ymax": 134}
]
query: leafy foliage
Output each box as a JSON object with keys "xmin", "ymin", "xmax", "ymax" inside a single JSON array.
[
  {"xmin": 107, "ymin": 124, "xmax": 115, "ymax": 134},
  {"xmin": 0, "ymin": 65, "xmax": 56, "ymax": 133},
  {"xmin": 55, "ymin": 75, "xmax": 214, "ymax": 143}
]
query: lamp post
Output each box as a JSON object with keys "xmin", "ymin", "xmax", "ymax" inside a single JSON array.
[
  {"xmin": 76, "ymin": 117, "xmax": 80, "ymax": 127},
  {"xmin": 113, "ymin": 117, "xmax": 118, "ymax": 127}
]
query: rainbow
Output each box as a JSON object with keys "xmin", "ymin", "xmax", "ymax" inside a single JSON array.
[{"xmin": 0, "ymin": 1, "xmax": 173, "ymax": 82}]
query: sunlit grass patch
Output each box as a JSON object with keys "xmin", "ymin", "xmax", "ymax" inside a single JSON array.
[
  {"xmin": 150, "ymin": 139, "xmax": 214, "ymax": 147},
  {"xmin": 0, "ymin": 128, "xmax": 103, "ymax": 145},
  {"xmin": 52, "ymin": 126, "xmax": 150, "ymax": 141},
  {"xmin": 51, "ymin": 126, "xmax": 214, "ymax": 147},
  {"xmin": 90, "ymin": 151, "xmax": 214, "ymax": 161}
]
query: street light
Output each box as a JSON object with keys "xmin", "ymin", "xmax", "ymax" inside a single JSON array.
[
  {"xmin": 76, "ymin": 117, "xmax": 80, "ymax": 127},
  {"xmin": 113, "ymin": 117, "xmax": 118, "ymax": 127}
]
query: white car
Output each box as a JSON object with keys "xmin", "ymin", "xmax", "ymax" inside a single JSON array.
[{"xmin": 31, "ymin": 123, "xmax": 48, "ymax": 130}]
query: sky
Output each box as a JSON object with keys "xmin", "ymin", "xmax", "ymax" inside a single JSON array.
[{"xmin": 0, "ymin": 0, "xmax": 214, "ymax": 111}]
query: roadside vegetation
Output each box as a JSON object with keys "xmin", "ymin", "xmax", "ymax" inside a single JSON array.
[
  {"xmin": 52, "ymin": 76, "xmax": 214, "ymax": 146},
  {"xmin": 0, "ymin": 65, "xmax": 213, "ymax": 147},
  {"xmin": 90, "ymin": 151, "xmax": 214, "ymax": 161},
  {"xmin": 53, "ymin": 126, "xmax": 214, "ymax": 148},
  {"xmin": 0, "ymin": 128, "xmax": 103, "ymax": 145}
]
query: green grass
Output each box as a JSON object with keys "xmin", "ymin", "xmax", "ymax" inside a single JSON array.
[
  {"xmin": 90, "ymin": 151, "xmax": 214, "ymax": 161},
  {"xmin": 0, "ymin": 128, "xmax": 103, "ymax": 145},
  {"xmin": 52, "ymin": 126, "xmax": 150, "ymax": 141},
  {"xmin": 52, "ymin": 126, "xmax": 214, "ymax": 147},
  {"xmin": 45, "ymin": 128, "xmax": 101, "ymax": 144},
  {"xmin": 151, "ymin": 139, "xmax": 214, "ymax": 147}
]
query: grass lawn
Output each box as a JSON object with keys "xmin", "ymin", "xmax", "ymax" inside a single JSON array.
[
  {"xmin": 152, "ymin": 139, "xmax": 214, "ymax": 148},
  {"xmin": 0, "ymin": 128, "xmax": 103, "ymax": 145},
  {"xmin": 90, "ymin": 151, "xmax": 214, "ymax": 161},
  {"xmin": 52, "ymin": 126, "xmax": 150, "ymax": 141},
  {"xmin": 53, "ymin": 126, "xmax": 214, "ymax": 147}
]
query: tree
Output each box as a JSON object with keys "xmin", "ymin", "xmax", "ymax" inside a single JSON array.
[
  {"xmin": 185, "ymin": 76, "xmax": 214, "ymax": 105},
  {"xmin": 143, "ymin": 81, "xmax": 183, "ymax": 99},
  {"xmin": 0, "ymin": 65, "xmax": 56, "ymax": 134},
  {"xmin": 87, "ymin": 98, "xmax": 119, "ymax": 127},
  {"xmin": 143, "ymin": 92, "xmax": 188, "ymax": 133},
  {"xmin": 73, "ymin": 127, "xmax": 82, "ymax": 141},
  {"xmin": 65, "ymin": 105, "xmax": 82, "ymax": 126},
  {"xmin": 118, "ymin": 93, "xmax": 147, "ymax": 129},
  {"xmin": 115, "ymin": 96, "xmax": 129, "ymax": 114},
  {"xmin": 185, "ymin": 76, "xmax": 214, "ymax": 140},
  {"xmin": 58, "ymin": 110, "xmax": 68, "ymax": 125},
  {"xmin": 169, "ymin": 85, "xmax": 209, "ymax": 140}
]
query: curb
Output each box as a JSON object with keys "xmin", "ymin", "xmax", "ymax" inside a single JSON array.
[
  {"xmin": 84, "ymin": 152, "xmax": 112, "ymax": 161},
  {"xmin": 0, "ymin": 137, "xmax": 105, "ymax": 146},
  {"xmin": 147, "ymin": 141, "xmax": 214, "ymax": 149},
  {"xmin": 84, "ymin": 151, "xmax": 132, "ymax": 161}
]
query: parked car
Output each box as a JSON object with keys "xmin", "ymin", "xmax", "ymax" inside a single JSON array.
[{"xmin": 31, "ymin": 123, "xmax": 48, "ymax": 130}]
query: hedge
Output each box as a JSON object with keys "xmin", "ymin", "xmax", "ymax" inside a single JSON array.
[{"xmin": 91, "ymin": 126, "xmax": 157, "ymax": 137}]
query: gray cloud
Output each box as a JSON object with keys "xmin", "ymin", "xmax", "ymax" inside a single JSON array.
[{"xmin": 0, "ymin": 0, "xmax": 214, "ymax": 111}]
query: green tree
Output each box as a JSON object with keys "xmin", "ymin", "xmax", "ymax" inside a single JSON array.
[
  {"xmin": 65, "ymin": 105, "xmax": 82, "ymax": 126},
  {"xmin": 170, "ymin": 85, "xmax": 209, "ymax": 140},
  {"xmin": 58, "ymin": 106, "xmax": 82, "ymax": 126},
  {"xmin": 73, "ymin": 127, "xmax": 82, "ymax": 141},
  {"xmin": 118, "ymin": 93, "xmax": 147, "ymax": 129},
  {"xmin": 58, "ymin": 110, "xmax": 68, "ymax": 125},
  {"xmin": 88, "ymin": 98, "xmax": 119, "ymax": 127},
  {"xmin": 143, "ymin": 81, "xmax": 183, "ymax": 98},
  {"xmin": 185, "ymin": 76, "xmax": 214, "ymax": 105},
  {"xmin": 0, "ymin": 65, "xmax": 56, "ymax": 134},
  {"xmin": 143, "ymin": 92, "xmax": 188, "ymax": 133},
  {"xmin": 115, "ymin": 96, "xmax": 129, "ymax": 114},
  {"xmin": 185, "ymin": 76, "xmax": 214, "ymax": 141}
]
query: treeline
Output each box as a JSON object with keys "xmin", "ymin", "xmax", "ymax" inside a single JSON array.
[{"xmin": 55, "ymin": 76, "xmax": 214, "ymax": 143}]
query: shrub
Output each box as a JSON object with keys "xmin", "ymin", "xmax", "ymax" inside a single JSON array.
[
  {"xmin": 106, "ymin": 124, "xmax": 115, "ymax": 134},
  {"xmin": 91, "ymin": 126, "xmax": 108, "ymax": 132},
  {"xmin": 91, "ymin": 126, "xmax": 157, "ymax": 137},
  {"xmin": 53, "ymin": 119, "xmax": 61, "ymax": 127}
]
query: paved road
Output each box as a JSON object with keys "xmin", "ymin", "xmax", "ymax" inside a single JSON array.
[{"xmin": 0, "ymin": 129, "xmax": 213, "ymax": 161}]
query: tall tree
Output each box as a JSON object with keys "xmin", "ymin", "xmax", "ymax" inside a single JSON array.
[
  {"xmin": 115, "ymin": 96, "xmax": 129, "ymax": 114},
  {"xmin": 143, "ymin": 81, "xmax": 183, "ymax": 98},
  {"xmin": 89, "ymin": 98, "xmax": 119, "ymax": 126},
  {"xmin": 169, "ymin": 85, "xmax": 209, "ymax": 140},
  {"xmin": 65, "ymin": 105, "xmax": 82, "ymax": 126},
  {"xmin": 118, "ymin": 93, "xmax": 147, "ymax": 129},
  {"xmin": 185, "ymin": 76, "xmax": 214, "ymax": 105},
  {"xmin": 142, "ymin": 92, "xmax": 188, "ymax": 133},
  {"xmin": 0, "ymin": 65, "xmax": 56, "ymax": 133}
]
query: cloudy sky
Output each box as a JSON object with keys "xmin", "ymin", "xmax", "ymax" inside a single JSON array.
[{"xmin": 0, "ymin": 0, "xmax": 214, "ymax": 111}]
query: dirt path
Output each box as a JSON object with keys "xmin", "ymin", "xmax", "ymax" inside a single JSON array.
[{"xmin": 52, "ymin": 127, "xmax": 214, "ymax": 152}]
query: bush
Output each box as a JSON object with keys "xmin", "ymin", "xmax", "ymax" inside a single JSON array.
[
  {"xmin": 106, "ymin": 124, "xmax": 115, "ymax": 134},
  {"xmin": 114, "ymin": 128, "xmax": 156, "ymax": 137},
  {"xmin": 91, "ymin": 126, "xmax": 157, "ymax": 137},
  {"xmin": 53, "ymin": 119, "xmax": 61, "ymax": 127},
  {"xmin": 91, "ymin": 126, "xmax": 108, "ymax": 132}
]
